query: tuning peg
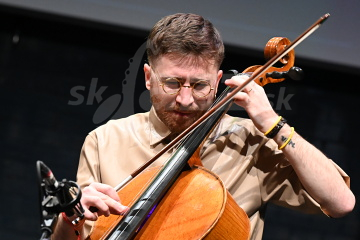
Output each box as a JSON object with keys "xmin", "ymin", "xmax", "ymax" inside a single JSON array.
[{"xmin": 266, "ymin": 66, "xmax": 304, "ymax": 81}]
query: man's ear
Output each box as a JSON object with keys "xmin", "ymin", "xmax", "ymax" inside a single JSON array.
[
  {"xmin": 214, "ymin": 70, "xmax": 223, "ymax": 96},
  {"xmin": 144, "ymin": 63, "xmax": 151, "ymax": 90}
]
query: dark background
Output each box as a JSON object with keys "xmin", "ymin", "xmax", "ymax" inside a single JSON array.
[{"xmin": 0, "ymin": 4, "xmax": 359, "ymax": 240}]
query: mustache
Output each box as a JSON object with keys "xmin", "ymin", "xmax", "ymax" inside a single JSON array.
[
  {"xmin": 150, "ymin": 93, "xmax": 206, "ymax": 113},
  {"xmin": 165, "ymin": 103, "xmax": 201, "ymax": 113}
]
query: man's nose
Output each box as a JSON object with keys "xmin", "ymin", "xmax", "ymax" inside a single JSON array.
[{"xmin": 175, "ymin": 85, "xmax": 194, "ymax": 107}]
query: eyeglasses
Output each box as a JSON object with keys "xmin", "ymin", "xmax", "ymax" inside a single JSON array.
[{"xmin": 152, "ymin": 69, "xmax": 214, "ymax": 98}]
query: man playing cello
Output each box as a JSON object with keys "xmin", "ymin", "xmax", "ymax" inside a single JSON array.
[{"xmin": 52, "ymin": 13, "xmax": 355, "ymax": 240}]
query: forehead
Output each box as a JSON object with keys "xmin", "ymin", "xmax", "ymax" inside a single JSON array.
[{"xmin": 153, "ymin": 54, "xmax": 218, "ymax": 78}]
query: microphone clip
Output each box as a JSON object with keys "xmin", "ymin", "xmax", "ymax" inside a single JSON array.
[{"xmin": 41, "ymin": 179, "xmax": 84, "ymax": 218}]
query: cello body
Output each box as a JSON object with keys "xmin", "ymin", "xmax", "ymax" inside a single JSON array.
[{"xmin": 87, "ymin": 165, "xmax": 250, "ymax": 240}]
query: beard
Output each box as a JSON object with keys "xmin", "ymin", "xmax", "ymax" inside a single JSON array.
[{"xmin": 151, "ymin": 93, "xmax": 210, "ymax": 138}]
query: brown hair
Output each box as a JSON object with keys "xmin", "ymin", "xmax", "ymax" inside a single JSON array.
[{"xmin": 146, "ymin": 13, "xmax": 224, "ymax": 68}]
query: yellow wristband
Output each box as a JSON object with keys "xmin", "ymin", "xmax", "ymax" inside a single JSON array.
[
  {"xmin": 264, "ymin": 116, "xmax": 282, "ymax": 136},
  {"xmin": 279, "ymin": 127, "xmax": 295, "ymax": 150}
]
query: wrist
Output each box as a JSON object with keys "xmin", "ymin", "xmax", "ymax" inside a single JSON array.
[
  {"xmin": 255, "ymin": 109, "xmax": 280, "ymax": 132},
  {"xmin": 61, "ymin": 212, "xmax": 85, "ymax": 238},
  {"xmin": 273, "ymin": 124, "xmax": 295, "ymax": 150},
  {"xmin": 262, "ymin": 115, "xmax": 286, "ymax": 138}
]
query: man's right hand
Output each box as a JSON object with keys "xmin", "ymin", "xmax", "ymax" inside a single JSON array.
[{"xmin": 81, "ymin": 182, "xmax": 129, "ymax": 221}]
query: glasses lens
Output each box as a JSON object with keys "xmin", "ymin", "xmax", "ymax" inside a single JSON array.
[
  {"xmin": 163, "ymin": 78, "xmax": 181, "ymax": 94},
  {"xmin": 193, "ymin": 81, "xmax": 211, "ymax": 97}
]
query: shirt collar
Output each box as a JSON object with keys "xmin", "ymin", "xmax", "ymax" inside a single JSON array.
[{"xmin": 149, "ymin": 106, "xmax": 172, "ymax": 146}]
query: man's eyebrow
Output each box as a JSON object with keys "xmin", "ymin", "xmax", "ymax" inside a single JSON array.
[
  {"xmin": 190, "ymin": 78, "xmax": 211, "ymax": 83},
  {"xmin": 161, "ymin": 76, "xmax": 211, "ymax": 82}
]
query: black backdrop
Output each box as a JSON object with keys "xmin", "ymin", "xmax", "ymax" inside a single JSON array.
[{"xmin": 0, "ymin": 5, "xmax": 359, "ymax": 240}]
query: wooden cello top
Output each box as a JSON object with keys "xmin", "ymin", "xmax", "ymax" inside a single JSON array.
[{"xmin": 87, "ymin": 165, "xmax": 250, "ymax": 240}]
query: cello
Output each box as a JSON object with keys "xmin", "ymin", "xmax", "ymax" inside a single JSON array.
[{"xmin": 85, "ymin": 14, "xmax": 330, "ymax": 240}]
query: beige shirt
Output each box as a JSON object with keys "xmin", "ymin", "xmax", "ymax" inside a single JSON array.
[{"xmin": 77, "ymin": 107, "xmax": 349, "ymax": 239}]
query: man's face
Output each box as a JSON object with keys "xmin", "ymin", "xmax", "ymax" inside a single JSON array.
[{"xmin": 144, "ymin": 55, "xmax": 222, "ymax": 136}]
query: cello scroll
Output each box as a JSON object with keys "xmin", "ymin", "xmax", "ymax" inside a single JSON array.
[{"xmin": 242, "ymin": 37, "xmax": 303, "ymax": 87}]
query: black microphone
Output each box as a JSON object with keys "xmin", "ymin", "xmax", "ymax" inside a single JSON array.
[{"xmin": 39, "ymin": 161, "xmax": 60, "ymax": 193}]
